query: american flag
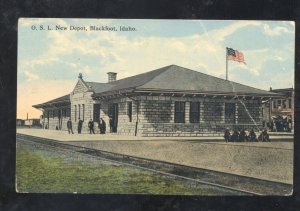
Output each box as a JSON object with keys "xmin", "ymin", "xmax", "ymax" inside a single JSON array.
[{"xmin": 227, "ymin": 47, "xmax": 246, "ymax": 64}]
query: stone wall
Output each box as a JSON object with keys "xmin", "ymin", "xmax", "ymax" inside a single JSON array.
[
  {"xmin": 142, "ymin": 100, "xmax": 173, "ymax": 123},
  {"xmin": 203, "ymin": 102, "xmax": 223, "ymax": 122},
  {"xmin": 99, "ymin": 95, "xmax": 263, "ymax": 136},
  {"xmin": 39, "ymin": 81, "xmax": 264, "ymax": 136},
  {"xmin": 237, "ymin": 100, "xmax": 262, "ymax": 124},
  {"xmin": 139, "ymin": 123, "xmax": 225, "ymax": 137},
  {"xmin": 70, "ymin": 79, "xmax": 97, "ymax": 133},
  {"xmin": 73, "ymin": 80, "xmax": 87, "ymax": 94},
  {"xmin": 135, "ymin": 96, "xmax": 263, "ymax": 137}
]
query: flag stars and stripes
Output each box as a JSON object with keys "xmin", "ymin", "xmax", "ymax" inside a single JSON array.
[{"xmin": 227, "ymin": 47, "xmax": 246, "ymax": 64}]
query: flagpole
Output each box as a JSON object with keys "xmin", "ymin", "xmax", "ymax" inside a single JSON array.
[{"xmin": 226, "ymin": 47, "xmax": 228, "ymax": 80}]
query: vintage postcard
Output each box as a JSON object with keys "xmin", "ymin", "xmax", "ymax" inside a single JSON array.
[{"xmin": 16, "ymin": 18, "xmax": 294, "ymax": 195}]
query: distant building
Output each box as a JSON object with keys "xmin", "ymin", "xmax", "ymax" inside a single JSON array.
[
  {"xmin": 33, "ymin": 65, "xmax": 282, "ymax": 136},
  {"xmin": 24, "ymin": 118, "xmax": 41, "ymax": 127},
  {"xmin": 16, "ymin": 119, "xmax": 25, "ymax": 126},
  {"xmin": 262, "ymin": 87, "xmax": 294, "ymax": 131}
]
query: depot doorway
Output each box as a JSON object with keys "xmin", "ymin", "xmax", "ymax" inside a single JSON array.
[{"xmin": 109, "ymin": 103, "xmax": 118, "ymax": 133}]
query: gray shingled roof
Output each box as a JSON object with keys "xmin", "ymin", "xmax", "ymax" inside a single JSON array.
[
  {"xmin": 93, "ymin": 65, "xmax": 280, "ymax": 97},
  {"xmin": 107, "ymin": 65, "xmax": 170, "ymax": 91},
  {"xmin": 34, "ymin": 65, "xmax": 281, "ymax": 108},
  {"xmin": 139, "ymin": 65, "xmax": 277, "ymax": 95},
  {"xmin": 33, "ymin": 94, "xmax": 70, "ymax": 108},
  {"xmin": 85, "ymin": 82, "xmax": 114, "ymax": 93}
]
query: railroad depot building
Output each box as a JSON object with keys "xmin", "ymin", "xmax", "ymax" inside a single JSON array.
[{"xmin": 33, "ymin": 65, "xmax": 281, "ymax": 136}]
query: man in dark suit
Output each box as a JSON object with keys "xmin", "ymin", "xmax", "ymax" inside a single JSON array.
[
  {"xmin": 99, "ymin": 118, "xmax": 106, "ymax": 134},
  {"xmin": 109, "ymin": 116, "xmax": 113, "ymax": 133},
  {"xmin": 88, "ymin": 119, "xmax": 95, "ymax": 134},
  {"xmin": 77, "ymin": 118, "xmax": 83, "ymax": 134},
  {"xmin": 67, "ymin": 118, "xmax": 74, "ymax": 134}
]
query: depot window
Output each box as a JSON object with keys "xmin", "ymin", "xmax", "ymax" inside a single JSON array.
[
  {"xmin": 127, "ymin": 102, "xmax": 132, "ymax": 122},
  {"xmin": 190, "ymin": 102, "xmax": 200, "ymax": 123},
  {"xmin": 93, "ymin": 104, "xmax": 100, "ymax": 122},
  {"xmin": 225, "ymin": 103, "xmax": 235, "ymax": 123},
  {"xmin": 175, "ymin": 102, "xmax": 185, "ymax": 123}
]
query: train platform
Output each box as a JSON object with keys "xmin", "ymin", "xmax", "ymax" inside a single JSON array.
[
  {"xmin": 16, "ymin": 128, "xmax": 293, "ymax": 142},
  {"xmin": 17, "ymin": 128, "xmax": 294, "ymax": 184}
]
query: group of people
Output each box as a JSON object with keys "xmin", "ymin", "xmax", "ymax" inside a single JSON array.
[
  {"xmin": 224, "ymin": 128, "xmax": 270, "ymax": 142},
  {"xmin": 67, "ymin": 117, "xmax": 110, "ymax": 134},
  {"xmin": 265, "ymin": 117, "xmax": 292, "ymax": 132}
]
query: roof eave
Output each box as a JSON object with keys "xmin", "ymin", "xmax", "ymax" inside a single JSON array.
[
  {"xmin": 92, "ymin": 88, "xmax": 136, "ymax": 99},
  {"xmin": 32, "ymin": 101, "xmax": 70, "ymax": 109},
  {"xmin": 91, "ymin": 87, "xmax": 284, "ymax": 99},
  {"xmin": 132, "ymin": 88, "xmax": 284, "ymax": 98}
]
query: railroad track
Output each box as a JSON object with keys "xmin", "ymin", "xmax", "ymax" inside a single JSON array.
[{"xmin": 16, "ymin": 133, "xmax": 292, "ymax": 196}]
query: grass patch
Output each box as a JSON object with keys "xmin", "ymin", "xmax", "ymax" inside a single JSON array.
[{"xmin": 16, "ymin": 142, "xmax": 235, "ymax": 195}]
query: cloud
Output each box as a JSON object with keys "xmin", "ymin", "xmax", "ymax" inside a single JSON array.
[
  {"xmin": 211, "ymin": 21, "xmax": 261, "ymax": 41},
  {"xmin": 20, "ymin": 57, "xmax": 59, "ymax": 68},
  {"xmin": 262, "ymin": 24, "xmax": 292, "ymax": 36},
  {"xmin": 17, "ymin": 19, "xmax": 294, "ymax": 118},
  {"xmin": 21, "ymin": 20, "xmax": 264, "ymax": 82},
  {"xmin": 20, "ymin": 20, "xmax": 293, "ymax": 84},
  {"xmin": 23, "ymin": 71, "xmax": 39, "ymax": 81}
]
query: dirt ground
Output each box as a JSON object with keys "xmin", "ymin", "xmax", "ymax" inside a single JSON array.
[
  {"xmin": 17, "ymin": 129, "xmax": 293, "ymax": 184},
  {"xmin": 68, "ymin": 140, "xmax": 293, "ymax": 184}
]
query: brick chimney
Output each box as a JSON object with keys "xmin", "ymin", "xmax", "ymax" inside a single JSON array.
[{"xmin": 107, "ymin": 72, "xmax": 117, "ymax": 83}]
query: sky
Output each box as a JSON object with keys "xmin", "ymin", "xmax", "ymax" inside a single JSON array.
[{"xmin": 17, "ymin": 18, "xmax": 295, "ymax": 119}]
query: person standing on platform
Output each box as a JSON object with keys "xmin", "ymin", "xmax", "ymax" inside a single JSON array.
[
  {"xmin": 67, "ymin": 118, "xmax": 74, "ymax": 134},
  {"xmin": 99, "ymin": 118, "xmax": 106, "ymax": 134},
  {"xmin": 77, "ymin": 118, "xmax": 83, "ymax": 134},
  {"xmin": 109, "ymin": 116, "xmax": 113, "ymax": 133},
  {"xmin": 98, "ymin": 118, "xmax": 102, "ymax": 134},
  {"xmin": 88, "ymin": 119, "xmax": 95, "ymax": 134}
]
